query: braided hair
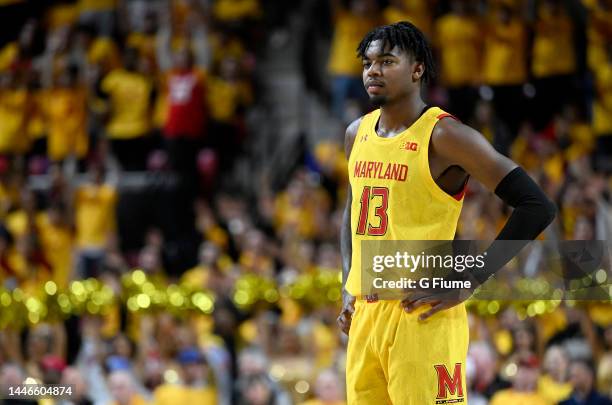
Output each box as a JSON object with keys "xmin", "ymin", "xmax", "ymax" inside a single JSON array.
[{"xmin": 357, "ymin": 21, "xmax": 435, "ymax": 84}]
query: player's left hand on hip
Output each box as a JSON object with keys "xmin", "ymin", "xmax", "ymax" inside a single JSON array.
[{"xmin": 400, "ymin": 287, "xmax": 473, "ymax": 321}]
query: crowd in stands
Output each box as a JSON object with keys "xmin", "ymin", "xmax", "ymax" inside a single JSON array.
[{"xmin": 0, "ymin": 0, "xmax": 611, "ymax": 404}]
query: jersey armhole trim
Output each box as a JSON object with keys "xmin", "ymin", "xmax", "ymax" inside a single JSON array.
[
  {"xmin": 418, "ymin": 111, "xmax": 464, "ymax": 206},
  {"xmin": 436, "ymin": 112, "xmax": 460, "ymax": 122}
]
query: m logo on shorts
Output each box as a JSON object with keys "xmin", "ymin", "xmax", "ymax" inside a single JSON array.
[{"xmin": 433, "ymin": 363, "xmax": 464, "ymax": 404}]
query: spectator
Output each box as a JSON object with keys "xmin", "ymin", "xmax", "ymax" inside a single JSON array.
[
  {"xmin": 0, "ymin": 363, "xmax": 37, "ymax": 405},
  {"xmin": 107, "ymin": 370, "xmax": 147, "ymax": 405},
  {"xmin": 153, "ymin": 348, "xmax": 217, "ymax": 405},
  {"xmin": 468, "ymin": 340, "xmax": 509, "ymax": 399},
  {"xmin": 465, "ymin": 356, "xmax": 487, "ymax": 405},
  {"xmin": 538, "ymin": 345, "xmax": 572, "ymax": 403},
  {"xmin": 59, "ymin": 366, "xmax": 97, "ymax": 405},
  {"xmin": 99, "ymin": 47, "xmax": 155, "ymax": 171},
  {"xmin": 490, "ymin": 357, "xmax": 549, "ymax": 405},
  {"xmin": 37, "ymin": 200, "xmax": 73, "ymax": 289},
  {"xmin": 207, "ymin": 55, "xmax": 253, "ymax": 171},
  {"xmin": 0, "ymin": 18, "xmax": 39, "ymax": 74},
  {"xmin": 235, "ymin": 347, "xmax": 291, "ymax": 405},
  {"xmin": 381, "ymin": 0, "xmax": 432, "ymax": 39},
  {"xmin": 560, "ymin": 359, "xmax": 612, "ymax": 405},
  {"xmin": 162, "ymin": 47, "xmax": 207, "ymax": 185},
  {"xmin": 0, "ymin": 70, "xmax": 29, "ymax": 155},
  {"xmin": 530, "ymin": 0, "xmax": 577, "ymax": 130},
  {"xmin": 592, "ymin": 44, "xmax": 612, "ymax": 173},
  {"xmin": 434, "ymin": 0, "xmax": 481, "ymax": 121},
  {"xmin": 327, "ymin": 0, "xmax": 377, "ymax": 123},
  {"xmin": 74, "ymin": 161, "xmax": 117, "ymax": 278},
  {"xmin": 482, "ymin": 2, "xmax": 527, "ymax": 135},
  {"xmin": 585, "ymin": 0, "xmax": 612, "ymax": 72},
  {"xmin": 236, "ymin": 372, "xmax": 288, "ymax": 405},
  {"xmin": 43, "ymin": 65, "xmax": 89, "ymax": 166},
  {"xmin": 299, "ymin": 369, "xmax": 345, "ymax": 405}
]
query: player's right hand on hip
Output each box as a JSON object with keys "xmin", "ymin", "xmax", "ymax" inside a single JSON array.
[{"xmin": 337, "ymin": 290, "xmax": 356, "ymax": 335}]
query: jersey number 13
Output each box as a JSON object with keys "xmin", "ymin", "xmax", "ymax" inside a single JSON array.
[{"xmin": 356, "ymin": 186, "xmax": 389, "ymax": 236}]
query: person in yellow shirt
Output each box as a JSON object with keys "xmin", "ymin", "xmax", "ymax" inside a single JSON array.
[
  {"xmin": 538, "ymin": 345, "xmax": 572, "ymax": 403},
  {"xmin": 74, "ymin": 161, "xmax": 117, "ymax": 278},
  {"xmin": 585, "ymin": 0, "xmax": 612, "ymax": 72},
  {"xmin": 153, "ymin": 348, "xmax": 217, "ymax": 405},
  {"xmin": 100, "ymin": 47, "xmax": 156, "ymax": 171},
  {"xmin": 27, "ymin": 83, "xmax": 47, "ymax": 158},
  {"xmin": 482, "ymin": 3, "xmax": 528, "ymax": 135},
  {"xmin": 382, "ymin": 0, "xmax": 432, "ymax": 38},
  {"xmin": 126, "ymin": 11, "xmax": 159, "ymax": 72},
  {"xmin": 490, "ymin": 357, "xmax": 550, "ymax": 405},
  {"xmin": 74, "ymin": 23, "xmax": 122, "ymax": 76},
  {"xmin": 207, "ymin": 55, "xmax": 252, "ymax": 172},
  {"xmin": 593, "ymin": 44, "xmax": 612, "ymax": 173},
  {"xmin": 300, "ymin": 369, "xmax": 346, "ymax": 405},
  {"xmin": 532, "ymin": 0, "xmax": 576, "ymax": 79},
  {"xmin": 327, "ymin": 0, "xmax": 378, "ymax": 122},
  {"xmin": 0, "ymin": 71, "xmax": 29, "ymax": 155},
  {"xmin": 208, "ymin": 57, "xmax": 251, "ymax": 125},
  {"xmin": 209, "ymin": 29, "xmax": 246, "ymax": 69},
  {"xmin": 44, "ymin": 66, "xmax": 89, "ymax": 164},
  {"xmin": 530, "ymin": 0, "xmax": 577, "ymax": 130},
  {"xmin": 434, "ymin": 0, "xmax": 482, "ymax": 121},
  {"xmin": 107, "ymin": 370, "xmax": 149, "ymax": 405},
  {"xmin": 0, "ymin": 18, "xmax": 37, "ymax": 73},
  {"xmin": 36, "ymin": 202, "xmax": 74, "ymax": 289}
]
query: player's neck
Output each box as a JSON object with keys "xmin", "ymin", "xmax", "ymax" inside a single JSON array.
[{"xmin": 378, "ymin": 96, "xmax": 427, "ymax": 135}]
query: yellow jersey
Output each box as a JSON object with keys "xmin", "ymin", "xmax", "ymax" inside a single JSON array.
[
  {"xmin": 593, "ymin": 63, "xmax": 612, "ymax": 136},
  {"xmin": 44, "ymin": 87, "xmax": 88, "ymax": 160},
  {"xmin": 490, "ymin": 389, "xmax": 550, "ymax": 405},
  {"xmin": 482, "ymin": 18, "xmax": 527, "ymax": 86},
  {"xmin": 382, "ymin": 0, "xmax": 432, "ymax": 38},
  {"xmin": 346, "ymin": 107, "xmax": 464, "ymax": 296},
  {"xmin": 101, "ymin": 69, "xmax": 153, "ymax": 139},
  {"xmin": 153, "ymin": 383, "xmax": 217, "ymax": 405},
  {"xmin": 531, "ymin": 7, "xmax": 576, "ymax": 78},
  {"xmin": 435, "ymin": 14, "xmax": 481, "ymax": 87},
  {"xmin": 327, "ymin": 10, "xmax": 378, "ymax": 77},
  {"xmin": 75, "ymin": 183, "xmax": 117, "ymax": 249}
]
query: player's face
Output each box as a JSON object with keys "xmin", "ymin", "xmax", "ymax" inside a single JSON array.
[{"xmin": 361, "ymin": 40, "xmax": 422, "ymax": 107}]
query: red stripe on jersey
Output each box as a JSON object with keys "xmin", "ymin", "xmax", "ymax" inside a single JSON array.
[
  {"xmin": 452, "ymin": 177, "xmax": 470, "ymax": 201},
  {"xmin": 436, "ymin": 113, "xmax": 460, "ymax": 122},
  {"xmin": 452, "ymin": 186, "xmax": 467, "ymax": 201}
]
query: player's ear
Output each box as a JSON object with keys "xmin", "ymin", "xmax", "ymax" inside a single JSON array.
[{"xmin": 412, "ymin": 62, "xmax": 424, "ymax": 82}]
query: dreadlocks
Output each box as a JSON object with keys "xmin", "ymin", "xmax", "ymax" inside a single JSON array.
[{"xmin": 357, "ymin": 21, "xmax": 435, "ymax": 84}]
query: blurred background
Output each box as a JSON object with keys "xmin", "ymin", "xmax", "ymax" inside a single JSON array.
[{"xmin": 0, "ymin": 0, "xmax": 611, "ymax": 404}]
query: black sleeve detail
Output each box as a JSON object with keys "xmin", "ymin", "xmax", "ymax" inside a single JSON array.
[{"xmin": 494, "ymin": 166, "xmax": 557, "ymax": 240}]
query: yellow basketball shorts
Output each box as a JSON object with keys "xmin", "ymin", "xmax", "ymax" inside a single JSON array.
[{"xmin": 346, "ymin": 299, "xmax": 469, "ymax": 405}]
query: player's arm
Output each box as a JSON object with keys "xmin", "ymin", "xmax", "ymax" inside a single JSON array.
[
  {"xmin": 429, "ymin": 118, "xmax": 556, "ymax": 241},
  {"xmin": 337, "ymin": 118, "xmax": 360, "ymax": 335},
  {"xmin": 403, "ymin": 118, "xmax": 557, "ymax": 319},
  {"xmin": 340, "ymin": 186, "xmax": 352, "ymax": 293}
]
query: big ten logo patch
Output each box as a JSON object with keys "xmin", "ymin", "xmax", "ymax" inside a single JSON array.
[
  {"xmin": 400, "ymin": 141, "xmax": 418, "ymax": 151},
  {"xmin": 434, "ymin": 363, "xmax": 465, "ymax": 404}
]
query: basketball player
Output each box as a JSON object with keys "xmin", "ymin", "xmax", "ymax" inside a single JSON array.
[{"xmin": 337, "ymin": 22, "xmax": 556, "ymax": 404}]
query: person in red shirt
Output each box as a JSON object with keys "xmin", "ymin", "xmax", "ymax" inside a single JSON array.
[{"xmin": 163, "ymin": 47, "xmax": 207, "ymax": 190}]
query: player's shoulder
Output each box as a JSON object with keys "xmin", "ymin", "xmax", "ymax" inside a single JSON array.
[
  {"xmin": 432, "ymin": 112, "xmax": 481, "ymax": 146},
  {"xmin": 344, "ymin": 111, "xmax": 377, "ymax": 158}
]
